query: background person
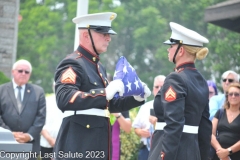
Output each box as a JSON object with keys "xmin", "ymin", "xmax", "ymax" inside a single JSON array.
[
  {"xmin": 148, "ymin": 22, "xmax": 211, "ymax": 160},
  {"xmin": 40, "ymin": 82, "xmax": 63, "ymax": 160},
  {"xmin": 0, "ymin": 59, "xmax": 46, "ymax": 160},
  {"xmin": 209, "ymin": 70, "xmax": 239, "ymax": 120},
  {"xmin": 53, "ymin": 12, "xmax": 151, "ymax": 160},
  {"xmin": 211, "ymin": 82, "xmax": 240, "ymax": 160},
  {"xmin": 207, "ymin": 80, "xmax": 218, "ymax": 99},
  {"xmin": 132, "ymin": 75, "xmax": 166, "ymax": 160}
]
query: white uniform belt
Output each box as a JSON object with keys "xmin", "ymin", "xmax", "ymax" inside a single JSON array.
[
  {"xmin": 155, "ymin": 122, "xmax": 199, "ymax": 134},
  {"xmin": 63, "ymin": 108, "xmax": 110, "ymax": 118}
]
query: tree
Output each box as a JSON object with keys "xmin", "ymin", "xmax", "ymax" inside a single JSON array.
[
  {"xmin": 18, "ymin": 0, "xmax": 239, "ymax": 94},
  {"xmin": 204, "ymin": 24, "xmax": 240, "ymax": 91},
  {"xmin": 18, "ymin": 0, "xmax": 76, "ymax": 93},
  {"xmin": 17, "ymin": 0, "xmax": 239, "ymax": 159}
]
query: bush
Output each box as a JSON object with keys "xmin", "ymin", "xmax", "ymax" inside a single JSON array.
[
  {"xmin": 0, "ymin": 72, "xmax": 10, "ymax": 85},
  {"xmin": 120, "ymin": 107, "xmax": 140, "ymax": 160}
]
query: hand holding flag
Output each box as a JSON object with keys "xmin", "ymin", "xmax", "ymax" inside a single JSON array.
[{"xmin": 112, "ymin": 56, "xmax": 151, "ymax": 99}]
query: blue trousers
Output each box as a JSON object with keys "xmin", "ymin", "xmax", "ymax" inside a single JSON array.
[{"xmin": 138, "ymin": 146, "xmax": 149, "ymax": 160}]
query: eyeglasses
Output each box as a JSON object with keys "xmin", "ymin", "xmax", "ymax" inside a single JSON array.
[
  {"xmin": 222, "ymin": 79, "xmax": 234, "ymax": 83},
  {"xmin": 16, "ymin": 69, "xmax": 30, "ymax": 74},
  {"xmin": 227, "ymin": 92, "xmax": 240, "ymax": 97}
]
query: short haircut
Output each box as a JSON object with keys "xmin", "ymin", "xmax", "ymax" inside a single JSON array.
[
  {"xmin": 12, "ymin": 59, "xmax": 32, "ymax": 73},
  {"xmin": 221, "ymin": 70, "xmax": 239, "ymax": 82},
  {"xmin": 154, "ymin": 75, "xmax": 166, "ymax": 83}
]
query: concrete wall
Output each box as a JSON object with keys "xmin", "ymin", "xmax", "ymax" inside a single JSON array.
[{"xmin": 0, "ymin": 0, "xmax": 19, "ymax": 78}]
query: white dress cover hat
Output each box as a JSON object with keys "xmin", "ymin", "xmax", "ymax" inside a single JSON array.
[
  {"xmin": 72, "ymin": 12, "xmax": 117, "ymax": 35},
  {"xmin": 164, "ymin": 22, "xmax": 209, "ymax": 47}
]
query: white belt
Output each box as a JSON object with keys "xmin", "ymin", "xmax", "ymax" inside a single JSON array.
[
  {"xmin": 155, "ymin": 122, "xmax": 199, "ymax": 134},
  {"xmin": 63, "ymin": 108, "xmax": 110, "ymax": 118}
]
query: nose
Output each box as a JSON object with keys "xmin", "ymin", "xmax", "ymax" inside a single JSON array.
[
  {"xmin": 225, "ymin": 81, "xmax": 230, "ymax": 85},
  {"xmin": 105, "ymin": 34, "xmax": 111, "ymax": 41}
]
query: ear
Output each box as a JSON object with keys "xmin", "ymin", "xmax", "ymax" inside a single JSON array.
[
  {"xmin": 178, "ymin": 46, "xmax": 185, "ymax": 57},
  {"xmin": 82, "ymin": 31, "xmax": 89, "ymax": 40}
]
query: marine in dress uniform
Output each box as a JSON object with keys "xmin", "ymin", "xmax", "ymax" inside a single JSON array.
[
  {"xmin": 53, "ymin": 12, "xmax": 151, "ymax": 160},
  {"xmin": 148, "ymin": 22, "xmax": 212, "ymax": 160}
]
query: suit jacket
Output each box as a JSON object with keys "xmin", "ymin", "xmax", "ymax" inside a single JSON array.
[{"xmin": 0, "ymin": 81, "xmax": 46, "ymax": 154}]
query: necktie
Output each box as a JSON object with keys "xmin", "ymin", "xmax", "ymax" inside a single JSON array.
[{"xmin": 16, "ymin": 86, "xmax": 22, "ymax": 112}]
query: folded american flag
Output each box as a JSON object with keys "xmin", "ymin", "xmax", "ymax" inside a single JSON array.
[{"xmin": 113, "ymin": 56, "xmax": 145, "ymax": 98}]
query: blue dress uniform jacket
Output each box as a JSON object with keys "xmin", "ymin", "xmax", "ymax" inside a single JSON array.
[
  {"xmin": 53, "ymin": 45, "xmax": 144, "ymax": 160},
  {"xmin": 148, "ymin": 63, "xmax": 212, "ymax": 160}
]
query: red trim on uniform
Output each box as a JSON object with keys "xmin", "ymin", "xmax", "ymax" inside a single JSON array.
[
  {"xmin": 80, "ymin": 53, "xmax": 98, "ymax": 65},
  {"xmin": 80, "ymin": 45, "xmax": 100, "ymax": 60},
  {"xmin": 61, "ymin": 67, "xmax": 77, "ymax": 84},
  {"xmin": 176, "ymin": 68, "xmax": 184, "ymax": 73},
  {"xmin": 81, "ymin": 93, "xmax": 106, "ymax": 98},
  {"xmin": 161, "ymin": 151, "xmax": 165, "ymax": 160},
  {"xmin": 165, "ymin": 86, "xmax": 177, "ymax": 102},
  {"xmin": 97, "ymin": 68, "xmax": 107, "ymax": 88},
  {"xmin": 69, "ymin": 91, "xmax": 81, "ymax": 103},
  {"xmin": 175, "ymin": 61, "xmax": 194, "ymax": 69}
]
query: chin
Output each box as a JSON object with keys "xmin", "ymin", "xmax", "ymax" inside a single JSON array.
[{"xmin": 100, "ymin": 49, "xmax": 107, "ymax": 53}]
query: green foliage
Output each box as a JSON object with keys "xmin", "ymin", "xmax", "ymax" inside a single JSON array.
[
  {"xmin": 18, "ymin": 0, "xmax": 76, "ymax": 93},
  {"xmin": 120, "ymin": 107, "xmax": 140, "ymax": 160},
  {"xmin": 0, "ymin": 72, "xmax": 10, "ymax": 85},
  {"xmin": 204, "ymin": 24, "xmax": 240, "ymax": 91},
  {"xmin": 16, "ymin": 1, "xmax": 240, "ymax": 159},
  {"xmin": 17, "ymin": 0, "xmax": 240, "ymax": 96}
]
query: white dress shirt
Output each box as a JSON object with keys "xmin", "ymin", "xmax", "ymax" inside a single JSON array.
[
  {"xmin": 12, "ymin": 79, "xmax": 25, "ymax": 101},
  {"xmin": 132, "ymin": 100, "xmax": 154, "ymax": 145},
  {"xmin": 40, "ymin": 94, "xmax": 63, "ymax": 148}
]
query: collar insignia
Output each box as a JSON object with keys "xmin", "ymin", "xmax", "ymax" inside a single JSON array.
[{"xmin": 175, "ymin": 68, "xmax": 184, "ymax": 73}]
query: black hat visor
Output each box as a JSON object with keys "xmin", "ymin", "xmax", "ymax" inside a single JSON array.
[
  {"xmin": 163, "ymin": 38, "xmax": 182, "ymax": 45},
  {"xmin": 79, "ymin": 25, "xmax": 117, "ymax": 35}
]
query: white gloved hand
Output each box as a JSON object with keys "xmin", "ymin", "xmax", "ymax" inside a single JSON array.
[
  {"xmin": 134, "ymin": 82, "xmax": 151, "ymax": 102},
  {"xmin": 105, "ymin": 79, "xmax": 124, "ymax": 100}
]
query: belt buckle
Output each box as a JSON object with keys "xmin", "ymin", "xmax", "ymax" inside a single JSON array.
[{"xmin": 105, "ymin": 109, "xmax": 110, "ymax": 118}]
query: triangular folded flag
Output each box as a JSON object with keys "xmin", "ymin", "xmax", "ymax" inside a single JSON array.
[{"xmin": 113, "ymin": 56, "xmax": 145, "ymax": 98}]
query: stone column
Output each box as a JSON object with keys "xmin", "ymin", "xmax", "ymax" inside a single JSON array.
[{"xmin": 0, "ymin": 0, "xmax": 19, "ymax": 78}]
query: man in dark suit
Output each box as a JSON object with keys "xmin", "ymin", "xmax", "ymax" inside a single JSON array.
[{"xmin": 0, "ymin": 59, "xmax": 46, "ymax": 160}]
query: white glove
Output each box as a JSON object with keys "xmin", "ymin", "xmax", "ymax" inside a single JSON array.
[
  {"xmin": 134, "ymin": 82, "xmax": 151, "ymax": 102},
  {"xmin": 105, "ymin": 79, "xmax": 124, "ymax": 100}
]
